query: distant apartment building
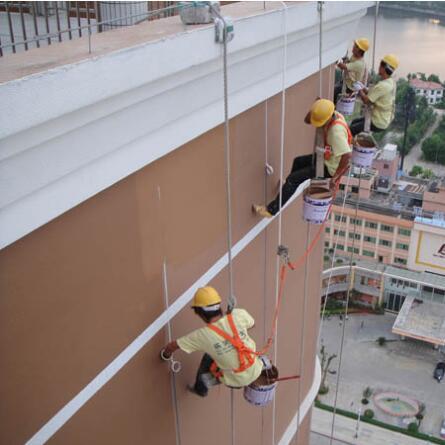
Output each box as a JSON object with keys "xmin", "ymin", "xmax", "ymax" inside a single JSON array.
[
  {"xmin": 409, "ymin": 78, "xmax": 444, "ymax": 105},
  {"xmin": 323, "ymin": 146, "xmax": 445, "ymax": 345}
]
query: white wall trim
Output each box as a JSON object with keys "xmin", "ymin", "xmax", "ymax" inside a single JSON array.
[
  {"xmin": 277, "ymin": 356, "xmax": 321, "ymax": 445},
  {"xmin": 25, "ymin": 180, "xmax": 309, "ymax": 445}
]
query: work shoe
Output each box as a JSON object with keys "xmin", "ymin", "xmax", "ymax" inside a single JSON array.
[
  {"xmin": 187, "ymin": 384, "xmax": 208, "ymax": 397},
  {"xmin": 252, "ymin": 204, "xmax": 273, "ymax": 218}
]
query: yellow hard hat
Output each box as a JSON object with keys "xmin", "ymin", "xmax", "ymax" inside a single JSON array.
[
  {"xmin": 310, "ymin": 99, "xmax": 335, "ymax": 128},
  {"xmin": 192, "ymin": 286, "xmax": 222, "ymax": 308},
  {"xmin": 354, "ymin": 38, "xmax": 369, "ymax": 52},
  {"xmin": 382, "ymin": 54, "xmax": 399, "ymax": 71}
]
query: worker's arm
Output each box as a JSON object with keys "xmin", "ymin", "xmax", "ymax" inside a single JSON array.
[
  {"xmin": 330, "ymin": 152, "xmax": 352, "ymax": 188},
  {"xmin": 337, "ymin": 62, "xmax": 347, "ymax": 71},
  {"xmin": 161, "ymin": 340, "xmax": 179, "ymax": 359},
  {"xmin": 358, "ymin": 88, "xmax": 371, "ymax": 105}
]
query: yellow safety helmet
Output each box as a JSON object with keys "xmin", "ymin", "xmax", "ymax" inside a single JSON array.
[
  {"xmin": 192, "ymin": 286, "xmax": 222, "ymax": 308},
  {"xmin": 354, "ymin": 38, "xmax": 369, "ymax": 52},
  {"xmin": 310, "ymin": 99, "xmax": 335, "ymax": 128},
  {"xmin": 382, "ymin": 54, "xmax": 399, "ymax": 71}
]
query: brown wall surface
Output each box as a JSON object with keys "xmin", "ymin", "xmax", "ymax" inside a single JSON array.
[{"xmin": 0, "ymin": 68, "xmax": 331, "ymax": 445}]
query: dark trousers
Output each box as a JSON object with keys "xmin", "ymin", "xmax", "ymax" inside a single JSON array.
[
  {"xmin": 349, "ymin": 117, "xmax": 385, "ymax": 136},
  {"xmin": 267, "ymin": 154, "xmax": 331, "ymax": 215},
  {"xmin": 193, "ymin": 353, "xmax": 214, "ymax": 396},
  {"xmin": 334, "ymin": 82, "xmax": 353, "ymax": 104}
]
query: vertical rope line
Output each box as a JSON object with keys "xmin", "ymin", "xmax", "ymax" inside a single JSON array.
[
  {"xmin": 318, "ymin": 2, "xmax": 323, "ymax": 96},
  {"xmin": 219, "ymin": 15, "xmax": 235, "ymax": 311},
  {"xmin": 329, "ymin": 168, "xmax": 363, "ymax": 445},
  {"xmin": 162, "ymin": 261, "xmax": 182, "ymax": 445},
  {"xmin": 328, "ymin": 64, "xmax": 333, "ymax": 100},
  {"xmin": 293, "ymin": 5, "xmax": 323, "ymax": 443},
  {"xmin": 262, "ymin": 99, "xmax": 269, "ymax": 445},
  {"xmin": 294, "ymin": 224, "xmax": 311, "ymax": 445},
  {"xmin": 318, "ymin": 171, "xmax": 353, "ymax": 346},
  {"xmin": 272, "ymin": 4, "xmax": 288, "ymax": 444},
  {"xmin": 212, "ymin": 12, "xmax": 236, "ymax": 445},
  {"xmin": 372, "ymin": 1, "xmax": 379, "ymax": 75}
]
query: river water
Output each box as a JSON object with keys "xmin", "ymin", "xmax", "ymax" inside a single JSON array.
[{"xmin": 358, "ymin": 8, "xmax": 445, "ymax": 80}]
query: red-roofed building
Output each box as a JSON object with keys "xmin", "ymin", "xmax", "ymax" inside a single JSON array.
[{"xmin": 409, "ymin": 78, "xmax": 444, "ymax": 105}]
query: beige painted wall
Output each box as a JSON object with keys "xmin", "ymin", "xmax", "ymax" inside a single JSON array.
[{"xmin": 0, "ymin": 68, "xmax": 331, "ymax": 445}]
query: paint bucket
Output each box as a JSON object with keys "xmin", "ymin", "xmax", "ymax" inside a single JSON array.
[
  {"xmin": 244, "ymin": 382, "xmax": 277, "ymax": 407},
  {"xmin": 179, "ymin": 1, "xmax": 219, "ymax": 24},
  {"xmin": 352, "ymin": 134, "xmax": 376, "ymax": 168},
  {"xmin": 303, "ymin": 182, "xmax": 333, "ymax": 225},
  {"xmin": 336, "ymin": 94, "xmax": 356, "ymax": 116}
]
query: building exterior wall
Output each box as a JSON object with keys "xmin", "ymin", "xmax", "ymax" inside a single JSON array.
[
  {"xmin": 0, "ymin": 68, "xmax": 328, "ymax": 445},
  {"xmin": 326, "ymin": 206, "xmax": 413, "ymax": 266},
  {"xmin": 407, "ymin": 219, "xmax": 445, "ymax": 274},
  {"xmin": 423, "ymin": 188, "xmax": 445, "ymax": 213}
]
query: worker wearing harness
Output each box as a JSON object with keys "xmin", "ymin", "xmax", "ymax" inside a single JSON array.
[
  {"xmin": 334, "ymin": 37, "xmax": 369, "ymax": 103},
  {"xmin": 253, "ymin": 99, "xmax": 352, "ymax": 218},
  {"xmin": 350, "ymin": 54, "xmax": 399, "ymax": 136},
  {"xmin": 160, "ymin": 286, "xmax": 263, "ymax": 397}
]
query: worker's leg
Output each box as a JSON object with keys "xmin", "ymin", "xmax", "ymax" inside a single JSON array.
[
  {"xmin": 267, "ymin": 163, "xmax": 315, "ymax": 215},
  {"xmin": 334, "ymin": 83, "xmax": 342, "ymax": 104},
  {"xmin": 349, "ymin": 117, "xmax": 365, "ymax": 136},
  {"xmin": 370, "ymin": 122, "xmax": 386, "ymax": 134},
  {"xmin": 291, "ymin": 154, "xmax": 314, "ymax": 173},
  {"xmin": 191, "ymin": 353, "xmax": 214, "ymax": 397}
]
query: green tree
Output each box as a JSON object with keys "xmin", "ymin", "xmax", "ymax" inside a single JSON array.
[
  {"xmin": 409, "ymin": 165, "xmax": 423, "ymax": 177},
  {"xmin": 427, "ymin": 74, "xmax": 441, "ymax": 84},
  {"xmin": 422, "ymin": 168, "xmax": 434, "ymax": 179},
  {"xmin": 422, "ymin": 135, "xmax": 443, "ymax": 163}
]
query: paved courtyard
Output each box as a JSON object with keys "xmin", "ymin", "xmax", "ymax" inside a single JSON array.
[{"xmin": 315, "ymin": 313, "xmax": 445, "ymax": 439}]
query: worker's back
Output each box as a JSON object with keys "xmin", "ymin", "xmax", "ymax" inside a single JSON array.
[{"xmin": 177, "ymin": 308, "xmax": 263, "ymax": 387}]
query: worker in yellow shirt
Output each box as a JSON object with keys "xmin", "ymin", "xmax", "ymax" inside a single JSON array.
[
  {"xmin": 160, "ymin": 286, "xmax": 264, "ymax": 397},
  {"xmin": 350, "ymin": 54, "xmax": 399, "ymax": 136},
  {"xmin": 253, "ymin": 99, "xmax": 352, "ymax": 218},
  {"xmin": 334, "ymin": 38, "xmax": 369, "ymax": 103}
]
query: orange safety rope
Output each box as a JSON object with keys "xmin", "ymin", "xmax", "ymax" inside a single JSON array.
[{"xmin": 207, "ymin": 178, "xmax": 343, "ymax": 376}]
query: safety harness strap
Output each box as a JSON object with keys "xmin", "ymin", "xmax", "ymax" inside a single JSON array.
[
  {"xmin": 323, "ymin": 116, "xmax": 353, "ymax": 160},
  {"xmin": 207, "ymin": 313, "xmax": 256, "ymax": 375}
]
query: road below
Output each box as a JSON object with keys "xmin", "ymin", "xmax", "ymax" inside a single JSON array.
[
  {"xmin": 311, "ymin": 408, "xmax": 433, "ymax": 445},
  {"xmin": 403, "ymin": 109, "xmax": 445, "ymax": 176}
]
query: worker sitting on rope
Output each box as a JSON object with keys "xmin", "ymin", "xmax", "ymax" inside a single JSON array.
[
  {"xmin": 253, "ymin": 99, "xmax": 352, "ymax": 218},
  {"xmin": 350, "ymin": 54, "xmax": 399, "ymax": 136},
  {"xmin": 160, "ymin": 286, "xmax": 265, "ymax": 397},
  {"xmin": 334, "ymin": 37, "xmax": 369, "ymax": 104}
]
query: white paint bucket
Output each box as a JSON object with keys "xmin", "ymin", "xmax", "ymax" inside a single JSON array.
[
  {"xmin": 243, "ymin": 382, "xmax": 277, "ymax": 407},
  {"xmin": 303, "ymin": 185, "xmax": 333, "ymax": 225},
  {"xmin": 336, "ymin": 95, "xmax": 356, "ymax": 116},
  {"xmin": 179, "ymin": 1, "xmax": 219, "ymax": 24},
  {"xmin": 352, "ymin": 135, "xmax": 376, "ymax": 168}
]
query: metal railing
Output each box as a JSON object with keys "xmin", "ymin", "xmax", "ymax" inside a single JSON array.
[{"xmin": 0, "ymin": 1, "xmax": 178, "ymax": 57}]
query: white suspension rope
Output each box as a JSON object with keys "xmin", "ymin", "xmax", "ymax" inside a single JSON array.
[
  {"xmin": 318, "ymin": 1, "xmax": 323, "ymax": 96},
  {"xmin": 371, "ymin": 1, "xmax": 379, "ymax": 76},
  {"xmin": 329, "ymin": 168, "xmax": 364, "ymax": 445},
  {"xmin": 261, "ymin": 98, "xmax": 269, "ymax": 442},
  {"xmin": 318, "ymin": 170, "xmax": 353, "ymax": 344},
  {"xmin": 272, "ymin": 4, "xmax": 288, "ymax": 444},
  {"xmin": 295, "ymin": 6, "xmax": 324, "ymax": 443},
  {"xmin": 162, "ymin": 261, "xmax": 183, "ymax": 445},
  {"xmin": 212, "ymin": 8, "xmax": 236, "ymax": 445}
]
